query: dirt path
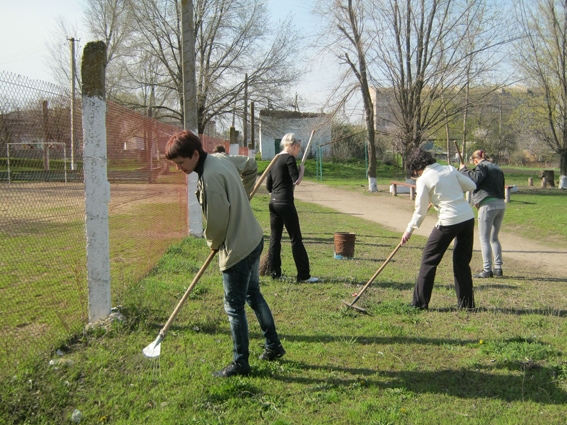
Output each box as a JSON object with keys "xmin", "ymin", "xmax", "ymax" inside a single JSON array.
[{"xmin": 294, "ymin": 181, "xmax": 566, "ymax": 279}]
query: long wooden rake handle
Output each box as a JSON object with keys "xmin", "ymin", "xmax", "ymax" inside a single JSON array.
[
  {"xmin": 249, "ymin": 154, "xmax": 279, "ymax": 200},
  {"xmin": 349, "ymin": 242, "xmax": 403, "ymax": 306},
  {"xmin": 454, "ymin": 140, "xmax": 464, "ymax": 165},
  {"xmin": 157, "ymin": 249, "xmax": 218, "ymax": 339},
  {"xmin": 301, "ymin": 130, "xmax": 316, "ymax": 164}
]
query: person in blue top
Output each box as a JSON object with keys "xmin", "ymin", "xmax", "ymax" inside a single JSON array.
[
  {"xmin": 459, "ymin": 150, "xmax": 506, "ymax": 278},
  {"xmin": 401, "ymin": 148, "xmax": 477, "ymax": 310}
]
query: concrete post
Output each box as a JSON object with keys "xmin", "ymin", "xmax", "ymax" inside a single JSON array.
[{"xmin": 82, "ymin": 41, "xmax": 111, "ymax": 323}]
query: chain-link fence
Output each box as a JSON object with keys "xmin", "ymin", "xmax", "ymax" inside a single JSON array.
[{"xmin": 0, "ymin": 70, "xmax": 195, "ymax": 376}]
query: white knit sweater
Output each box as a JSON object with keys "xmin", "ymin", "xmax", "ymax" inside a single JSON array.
[{"xmin": 405, "ymin": 163, "xmax": 477, "ymax": 234}]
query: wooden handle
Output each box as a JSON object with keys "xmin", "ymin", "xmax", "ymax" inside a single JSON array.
[
  {"xmin": 159, "ymin": 249, "xmax": 218, "ymax": 337},
  {"xmin": 350, "ymin": 242, "xmax": 402, "ymax": 305},
  {"xmin": 249, "ymin": 154, "xmax": 279, "ymax": 200},
  {"xmin": 301, "ymin": 130, "xmax": 316, "ymax": 164},
  {"xmin": 454, "ymin": 140, "xmax": 464, "ymax": 165}
]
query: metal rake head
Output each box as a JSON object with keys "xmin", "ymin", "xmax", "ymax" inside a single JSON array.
[{"xmin": 143, "ymin": 334, "xmax": 164, "ymax": 358}]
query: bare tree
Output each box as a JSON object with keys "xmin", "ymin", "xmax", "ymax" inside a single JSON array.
[
  {"xmin": 514, "ymin": 0, "xmax": 567, "ymax": 177},
  {"xmin": 84, "ymin": 0, "xmax": 133, "ymax": 64},
  {"xmin": 47, "ymin": 0, "xmax": 302, "ymax": 135},
  {"xmin": 373, "ymin": 0, "xmax": 508, "ymax": 165},
  {"xmin": 83, "ymin": 0, "xmax": 135, "ymax": 98},
  {"xmin": 316, "ymin": 0, "xmax": 507, "ymax": 183},
  {"xmin": 315, "ymin": 0, "xmax": 380, "ymax": 191},
  {"xmin": 123, "ymin": 0, "xmax": 302, "ymax": 133},
  {"xmin": 46, "ymin": 18, "xmax": 82, "ymax": 90}
]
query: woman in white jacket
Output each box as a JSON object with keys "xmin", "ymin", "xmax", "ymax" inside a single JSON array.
[{"xmin": 401, "ymin": 149, "xmax": 477, "ymax": 310}]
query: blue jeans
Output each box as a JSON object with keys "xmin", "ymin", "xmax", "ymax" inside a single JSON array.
[
  {"xmin": 222, "ymin": 238, "xmax": 281, "ymax": 367},
  {"xmin": 477, "ymin": 199, "xmax": 506, "ymax": 272}
]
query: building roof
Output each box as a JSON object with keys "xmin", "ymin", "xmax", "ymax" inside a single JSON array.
[{"xmin": 259, "ymin": 110, "xmax": 327, "ymax": 119}]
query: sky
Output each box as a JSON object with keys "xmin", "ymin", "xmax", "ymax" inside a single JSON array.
[
  {"xmin": 0, "ymin": 0, "xmax": 351, "ymax": 115},
  {"xmin": 0, "ymin": 0, "xmax": 85, "ymax": 82}
]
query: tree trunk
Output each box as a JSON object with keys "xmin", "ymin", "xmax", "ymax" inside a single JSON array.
[{"xmin": 560, "ymin": 149, "xmax": 567, "ymax": 176}]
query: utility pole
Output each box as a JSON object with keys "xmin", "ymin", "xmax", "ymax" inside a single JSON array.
[
  {"xmin": 69, "ymin": 37, "xmax": 77, "ymax": 170},
  {"xmin": 42, "ymin": 100, "xmax": 49, "ymax": 170},
  {"xmin": 250, "ymin": 101, "xmax": 255, "ymax": 151},
  {"xmin": 181, "ymin": 0, "xmax": 202, "ymax": 237},
  {"xmin": 243, "ymin": 74, "xmax": 248, "ymax": 149}
]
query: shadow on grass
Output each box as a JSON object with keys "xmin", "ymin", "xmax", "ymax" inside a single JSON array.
[
  {"xmin": 472, "ymin": 283, "xmax": 521, "ymax": 289},
  {"xmin": 328, "ymin": 279, "xmax": 414, "ymax": 290},
  {"xmin": 501, "ymin": 275, "xmax": 567, "ymax": 283},
  {"xmin": 503, "ymin": 249, "xmax": 567, "ymax": 255},
  {"xmin": 425, "ymin": 306, "xmax": 567, "ymax": 317},
  {"xmin": 267, "ymin": 361, "xmax": 567, "ymax": 404},
  {"xmin": 276, "ymin": 334, "xmax": 480, "ymax": 346}
]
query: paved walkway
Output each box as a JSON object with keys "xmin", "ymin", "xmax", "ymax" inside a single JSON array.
[{"xmin": 294, "ymin": 181, "xmax": 566, "ymax": 278}]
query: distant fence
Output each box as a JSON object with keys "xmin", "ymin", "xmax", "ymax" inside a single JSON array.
[{"xmin": 0, "ymin": 70, "xmax": 200, "ymax": 376}]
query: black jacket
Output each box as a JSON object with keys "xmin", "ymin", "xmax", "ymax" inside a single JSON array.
[
  {"xmin": 266, "ymin": 153, "xmax": 299, "ymax": 204},
  {"xmin": 460, "ymin": 160, "xmax": 505, "ymax": 205}
]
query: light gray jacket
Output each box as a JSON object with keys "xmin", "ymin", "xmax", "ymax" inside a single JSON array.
[{"xmin": 198, "ymin": 154, "xmax": 263, "ymax": 271}]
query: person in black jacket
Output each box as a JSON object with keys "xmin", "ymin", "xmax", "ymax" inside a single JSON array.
[
  {"xmin": 266, "ymin": 133, "xmax": 319, "ymax": 283},
  {"xmin": 459, "ymin": 150, "xmax": 506, "ymax": 278}
]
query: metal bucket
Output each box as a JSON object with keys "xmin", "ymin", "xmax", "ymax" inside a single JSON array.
[{"xmin": 334, "ymin": 232, "xmax": 355, "ymax": 259}]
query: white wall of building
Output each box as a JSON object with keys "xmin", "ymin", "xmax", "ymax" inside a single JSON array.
[{"xmin": 259, "ymin": 114, "xmax": 332, "ymax": 160}]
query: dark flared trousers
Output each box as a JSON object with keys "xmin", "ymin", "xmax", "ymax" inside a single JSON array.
[
  {"xmin": 412, "ymin": 218, "xmax": 475, "ymax": 309},
  {"xmin": 268, "ymin": 201, "xmax": 310, "ymax": 281}
]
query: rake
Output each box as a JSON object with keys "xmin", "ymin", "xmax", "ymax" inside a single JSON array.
[
  {"xmin": 143, "ymin": 249, "xmax": 218, "ymax": 358},
  {"xmin": 342, "ymin": 242, "xmax": 403, "ymax": 313}
]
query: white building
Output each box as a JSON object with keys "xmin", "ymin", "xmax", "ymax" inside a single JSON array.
[{"xmin": 259, "ymin": 110, "xmax": 332, "ymax": 160}]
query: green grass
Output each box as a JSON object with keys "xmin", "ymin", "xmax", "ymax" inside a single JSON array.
[
  {"xmin": 2, "ymin": 186, "xmax": 566, "ymax": 424},
  {"xmin": 0, "ymin": 188, "xmax": 186, "ymax": 378}
]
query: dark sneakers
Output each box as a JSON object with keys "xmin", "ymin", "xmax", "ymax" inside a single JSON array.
[
  {"xmin": 474, "ymin": 269, "xmax": 504, "ymax": 278},
  {"xmin": 213, "ymin": 345, "xmax": 286, "ymax": 376},
  {"xmin": 259, "ymin": 344, "xmax": 286, "ymax": 361},
  {"xmin": 212, "ymin": 362, "xmax": 251, "ymax": 378},
  {"xmin": 473, "ymin": 270, "xmax": 493, "ymax": 278}
]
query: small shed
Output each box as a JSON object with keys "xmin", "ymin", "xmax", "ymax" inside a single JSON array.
[{"xmin": 259, "ymin": 110, "xmax": 331, "ymax": 160}]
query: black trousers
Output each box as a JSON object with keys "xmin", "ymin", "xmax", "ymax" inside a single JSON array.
[
  {"xmin": 412, "ymin": 218, "xmax": 475, "ymax": 309},
  {"xmin": 268, "ymin": 201, "xmax": 310, "ymax": 281}
]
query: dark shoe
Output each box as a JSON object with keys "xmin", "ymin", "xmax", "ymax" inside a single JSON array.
[
  {"xmin": 212, "ymin": 362, "xmax": 250, "ymax": 378},
  {"xmin": 473, "ymin": 270, "xmax": 493, "ymax": 278},
  {"xmin": 493, "ymin": 269, "xmax": 503, "ymax": 277},
  {"xmin": 409, "ymin": 303, "xmax": 427, "ymax": 310},
  {"xmin": 259, "ymin": 344, "xmax": 286, "ymax": 361}
]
